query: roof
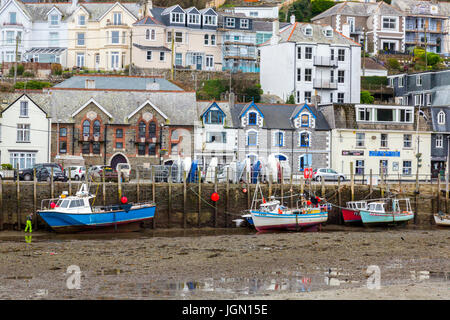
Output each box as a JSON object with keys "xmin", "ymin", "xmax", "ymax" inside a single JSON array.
[
  {"xmin": 431, "ymin": 106, "xmax": 450, "ymax": 132},
  {"xmin": 230, "ymin": 103, "xmax": 330, "ymax": 130},
  {"xmin": 132, "ymin": 43, "xmax": 171, "ymax": 52},
  {"xmin": 53, "ymin": 75, "xmax": 183, "ymax": 91},
  {"xmin": 252, "ymin": 20, "xmax": 290, "ymax": 32},
  {"xmin": 312, "ymin": 1, "xmax": 404, "ymax": 21},
  {"xmin": 362, "ymin": 57, "xmax": 387, "ymax": 71},
  {"xmin": 392, "ymin": 0, "xmax": 449, "ymax": 17}
]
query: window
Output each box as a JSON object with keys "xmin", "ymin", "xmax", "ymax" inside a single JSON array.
[
  {"xmin": 111, "ymin": 31, "xmax": 120, "ymax": 44},
  {"xmin": 382, "ymin": 17, "xmax": 397, "ymax": 30},
  {"xmin": 403, "ymin": 134, "xmax": 412, "ymax": 148},
  {"xmin": 115, "ymin": 142, "xmax": 123, "ymax": 149},
  {"xmin": 49, "ymin": 32, "xmax": 59, "ymax": 47},
  {"xmin": 250, "ymin": 12, "xmax": 258, "ymax": 17},
  {"xmin": 426, "ymin": 93, "xmax": 432, "ymax": 106},
  {"xmin": 113, "ymin": 12, "xmax": 122, "ymax": 25},
  {"xmin": 299, "ymin": 154, "xmax": 312, "ymax": 171},
  {"xmin": 356, "ymin": 132, "xmax": 365, "ymax": 147},
  {"xmin": 93, "ymin": 120, "xmax": 100, "ymax": 137},
  {"xmin": 240, "ymin": 19, "xmax": 249, "ymax": 29},
  {"xmin": 59, "ymin": 141, "xmax": 67, "ymax": 154},
  {"xmin": 225, "ymin": 17, "xmax": 235, "ymax": 28},
  {"xmin": 305, "ymin": 47, "xmax": 312, "ymax": 59},
  {"xmin": 338, "ymin": 49, "xmax": 345, "ymax": 61},
  {"xmin": 325, "ymin": 29, "xmax": 333, "ymax": 37},
  {"xmin": 275, "ymin": 131, "xmax": 283, "ymax": 147},
  {"xmin": 160, "ymin": 52, "xmax": 165, "ymax": 61},
  {"xmin": 82, "ymin": 142, "xmax": 90, "ymax": 154},
  {"xmin": 330, "ymin": 70, "xmax": 334, "ymax": 83},
  {"xmin": 50, "ymin": 14, "xmax": 59, "ymax": 26},
  {"xmin": 138, "ymin": 143, "xmax": 146, "ymax": 155},
  {"xmin": 175, "ymin": 53, "xmax": 182, "ymax": 66},
  {"xmin": 304, "ymin": 91, "xmax": 312, "ymax": 103},
  {"xmin": 304, "ymin": 27, "xmax": 312, "ymax": 36},
  {"xmin": 92, "ymin": 142, "xmax": 100, "ymax": 154},
  {"xmin": 358, "ymin": 107, "xmax": 372, "ymax": 121},
  {"xmin": 206, "ymin": 55, "xmax": 214, "ymax": 69},
  {"xmin": 139, "ymin": 122, "xmax": 146, "ymax": 138},
  {"xmin": 188, "ymin": 14, "xmax": 200, "ymax": 24},
  {"xmin": 17, "ymin": 124, "xmax": 30, "ymax": 142},
  {"xmin": 20, "ymin": 101, "xmax": 28, "ymax": 117},
  {"xmin": 6, "ymin": 31, "xmax": 14, "ymax": 45},
  {"xmin": 438, "ymin": 111, "xmax": 445, "ymax": 124},
  {"xmin": 204, "ymin": 15, "xmax": 217, "ymax": 26},
  {"xmin": 400, "ymin": 109, "xmax": 413, "ymax": 122},
  {"xmin": 171, "ymin": 12, "xmax": 185, "ymax": 23},
  {"xmin": 211, "ymin": 34, "xmax": 216, "ymax": 45},
  {"xmin": 330, "ymin": 49, "xmax": 334, "ymax": 61},
  {"xmin": 247, "ymin": 131, "xmax": 257, "ymax": 146},
  {"xmin": 381, "ymin": 134, "xmax": 388, "ymax": 148},
  {"xmin": 206, "ymin": 109, "xmax": 223, "ymax": 124},
  {"xmin": 380, "ymin": 160, "xmax": 388, "ymax": 175},
  {"xmin": 146, "ymin": 51, "xmax": 152, "ymax": 61},
  {"xmin": 402, "ymin": 161, "xmax": 412, "ymax": 176},
  {"xmin": 167, "ymin": 31, "xmax": 172, "ymax": 43},
  {"xmin": 300, "ymin": 131, "xmax": 310, "ymax": 147},
  {"xmin": 297, "ymin": 47, "xmax": 301, "ymax": 59},
  {"xmin": 301, "ymin": 114, "xmax": 309, "ymax": 127},
  {"xmin": 297, "ymin": 68, "xmax": 301, "ymax": 81},
  {"xmin": 204, "ymin": 34, "xmax": 209, "ymax": 45},
  {"xmin": 10, "ymin": 152, "xmax": 35, "ymax": 170},
  {"xmin": 77, "ymin": 33, "xmax": 85, "ymax": 46},
  {"xmin": 338, "ymin": 93, "xmax": 344, "ymax": 103},
  {"xmin": 398, "ymin": 76, "xmax": 404, "ymax": 87},
  {"xmin": 248, "ymin": 112, "xmax": 257, "ymax": 125},
  {"xmin": 436, "ymin": 134, "xmax": 443, "ymax": 148},
  {"xmin": 78, "ymin": 15, "xmax": 85, "ymax": 26},
  {"xmin": 146, "ymin": 29, "xmax": 155, "ymax": 40},
  {"xmin": 60, "ymin": 127, "xmax": 67, "ymax": 137},
  {"xmin": 82, "ymin": 120, "xmax": 90, "ymax": 135},
  {"xmin": 116, "ymin": 129, "xmax": 123, "ymax": 138},
  {"xmin": 175, "ymin": 32, "xmax": 183, "ymax": 43},
  {"xmin": 414, "ymin": 94, "xmax": 423, "ymax": 106},
  {"xmin": 355, "ymin": 160, "xmax": 364, "ymax": 175},
  {"xmin": 304, "ymin": 68, "xmax": 312, "ymax": 82},
  {"xmin": 338, "ymin": 70, "xmax": 345, "ymax": 83},
  {"xmin": 149, "ymin": 143, "xmax": 156, "ymax": 155},
  {"xmin": 416, "ymin": 75, "xmax": 422, "ymax": 86},
  {"xmin": 148, "ymin": 122, "xmax": 157, "ymax": 138},
  {"xmin": 207, "ymin": 132, "xmax": 227, "ymax": 143}
]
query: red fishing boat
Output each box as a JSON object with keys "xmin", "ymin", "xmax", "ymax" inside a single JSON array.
[{"xmin": 341, "ymin": 201, "xmax": 367, "ymax": 224}]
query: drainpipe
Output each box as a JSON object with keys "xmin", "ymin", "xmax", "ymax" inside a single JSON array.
[
  {"xmin": 72, "ymin": 123, "xmax": 75, "ymax": 156},
  {"xmin": 48, "ymin": 117, "xmax": 51, "ymax": 162},
  {"xmin": 104, "ymin": 124, "xmax": 107, "ymax": 165}
]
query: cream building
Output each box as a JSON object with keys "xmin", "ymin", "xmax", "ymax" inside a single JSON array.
[
  {"xmin": 131, "ymin": 3, "xmax": 222, "ymax": 71},
  {"xmin": 320, "ymin": 103, "xmax": 432, "ymax": 180},
  {"xmin": 67, "ymin": 0, "xmax": 141, "ymax": 71}
]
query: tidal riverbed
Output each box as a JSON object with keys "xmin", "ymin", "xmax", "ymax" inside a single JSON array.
[{"xmin": 0, "ymin": 226, "xmax": 448, "ymax": 299}]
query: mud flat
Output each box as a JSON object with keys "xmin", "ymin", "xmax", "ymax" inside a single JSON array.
[{"xmin": 0, "ymin": 226, "xmax": 448, "ymax": 299}]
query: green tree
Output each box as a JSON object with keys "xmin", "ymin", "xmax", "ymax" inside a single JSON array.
[
  {"xmin": 286, "ymin": 94, "xmax": 295, "ymax": 104},
  {"xmin": 311, "ymin": 0, "xmax": 336, "ymax": 17},
  {"xmin": 287, "ymin": 0, "xmax": 312, "ymax": 22},
  {"xmin": 197, "ymin": 79, "xmax": 227, "ymax": 100},
  {"xmin": 360, "ymin": 91, "xmax": 375, "ymax": 104},
  {"xmin": 243, "ymin": 84, "xmax": 263, "ymax": 103}
]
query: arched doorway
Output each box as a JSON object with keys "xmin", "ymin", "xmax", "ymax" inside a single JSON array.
[{"xmin": 110, "ymin": 153, "xmax": 128, "ymax": 171}]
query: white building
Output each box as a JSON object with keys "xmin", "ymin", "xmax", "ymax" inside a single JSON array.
[
  {"xmin": 224, "ymin": 5, "xmax": 279, "ymax": 20},
  {"xmin": 0, "ymin": 94, "xmax": 51, "ymax": 169},
  {"xmin": 259, "ymin": 22, "xmax": 361, "ymax": 105}
]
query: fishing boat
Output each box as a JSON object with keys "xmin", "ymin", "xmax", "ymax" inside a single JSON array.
[
  {"xmin": 359, "ymin": 198, "xmax": 414, "ymax": 225},
  {"xmin": 37, "ymin": 184, "xmax": 156, "ymax": 233},
  {"xmin": 341, "ymin": 201, "xmax": 367, "ymax": 224},
  {"xmin": 434, "ymin": 212, "xmax": 450, "ymax": 226}
]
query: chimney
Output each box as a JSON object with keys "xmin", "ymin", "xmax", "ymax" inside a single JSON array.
[
  {"xmin": 69, "ymin": 0, "xmax": 78, "ymax": 13},
  {"xmin": 146, "ymin": 78, "xmax": 160, "ymax": 91},
  {"xmin": 270, "ymin": 20, "xmax": 280, "ymax": 45},
  {"xmin": 85, "ymin": 79, "xmax": 95, "ymax": 89},
  {"xmin": 146, "ymin": 0, "xmax": 153, "ymax": 15},
  {"xmin": 229, "ymin": 92, "xmax": 235, "ymax": 110},
  {"xmin": 290, "ymin": 14, "xmax": 295, "ymax": 24},
  {"xmin": 341, "ymin": 23, "xmax": 350, "ymax": 38}
]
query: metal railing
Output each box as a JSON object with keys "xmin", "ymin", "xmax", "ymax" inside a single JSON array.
[{"xmin": 313, "ymin": 56, "xmax": 338, "ymax": 68}]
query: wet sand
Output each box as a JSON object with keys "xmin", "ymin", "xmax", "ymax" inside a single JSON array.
[{"xmin": 0, "ymin": 226, "xmax": 448, "ymax": 299}]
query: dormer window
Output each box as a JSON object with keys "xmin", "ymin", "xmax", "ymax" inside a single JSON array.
[
  {"xmin": 146, "ymin": 29, "xmax": 156, "ymax": 40},
  {"xmin": 78, "ymin": 15, "xmax": 86, "ymax": 26},
  {"xmin": 416, "ymin": 75, "xmax": 422, "ymax": 86},
  {"xmin": 171, "ymin": 12, "xmax": 185, "ymax": 24},
  {"xmin": 248, "ymin": 112, "xmax": 257, "ymax": 125},
  {"xmin": 304, "ymin": 26, "xmax": 312, "ymax": 36},
  {"xmin": 113, "ymin": 12, "xmax": 122, "ymax": 25},
  {"xmin": 20, "ymin": 101, "xmax": 28, "ymax": 117},
  {"xmin": 204, "ymin": 15, "xmax": 217, "ymax": 26},
  {"xmin": 225, "ymin": 17, "xmax": 235, "ymax": 28},
  {"xmin": 240, "ymin": 19, "xmax": 249, "ymax": 29},
  {"xmin": 301, "ymin": 114, "xmax": 309, "ymax": 127},
  {"xmin": 188, "ymin": 14, "xmax": 200, "ymax": 25},
  {"xmin": 50, "ymin": 14, "xmax": 59, "ymax": 26},
  {"xmin": 324, "ymin": 28, "xmax": 333, "ymax": 37},
  {"xmin": 205, "ymin": 109, "xmax": 223, "ymax": 124},
  {"xmin": 438, "ymin": 111, "xmax": 445, "ymax": 125}
]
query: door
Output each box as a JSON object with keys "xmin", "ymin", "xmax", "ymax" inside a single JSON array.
[
  {"xmin": 95, "ymin": 54, "xmax": 100, "ymax": 70},
  {"xmin": 380, "ymin": 160, "xmax": 388, "ymax": 178},
  {"xmin": 111, "ymin": 52, "xmax": 119, "ymax": 70},
  {"xmin": 196, "ymin": 55, "xmax": 202, "ymax": 70},
  {"xmin": 110, "ymin": 154, "xmax": 128, "ymax": 171}
]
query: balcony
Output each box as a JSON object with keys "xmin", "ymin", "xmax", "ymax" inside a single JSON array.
[
  {"xmin": 313, "ymin": 79, "xmax": 337, "ymax": 90},
  {"xmin": 79, "ymin": 133, "xmax": 105, "ymax": 142},
  {"xmin": 313, "ymin": 56, "xmax": 338, "ymax": 68},
  {"xmin": 3, "ymin": 22, "xmax": 23, "ymax": 27}
]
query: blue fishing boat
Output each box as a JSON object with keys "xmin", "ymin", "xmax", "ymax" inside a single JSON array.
[
  {"xmin": 359, "ymin": 198, "xmax": 414, "ymax": 225},
  {"xmin": 37, "ymin": 184, "xmax": 156, "ymax": 233}
]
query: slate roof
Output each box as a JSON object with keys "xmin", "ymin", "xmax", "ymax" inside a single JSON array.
[
  {"xmin": 252, "ymin": 20, "xmax": 290, "ymax": 32},
  {"xmin": 132, "ymin": 43, "xmax": 171, "ymax": 52},
  {"xmin": 230, "ymin": 103, "xmax": 330, "ymax": 130},
  {"xmin": 53, "ymin": 75, "xmax": 183, "ymax": 91},
  {"xmin": 312, "ymin": 1, "xmax": 404, "ymax": 21},
  {"xmin": 431, "ymin": 85, "xmax": 450, "ymax": 107},
  {"xmin": 431, "ymin": 106, "xmax": 450, "ymax": 132}
]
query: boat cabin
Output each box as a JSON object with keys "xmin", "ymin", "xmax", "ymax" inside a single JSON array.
[
  {"xmin": 55, "ymin": 196, "xmax": 92, "ymax": 214},
  {"xmin": 346, "ymin": 201, "xmax": 367, "ymax": 210},
  {"xmin": 259, "ymin": 200, "xmax": 281, "ymax": 213},
  {"xmin": 368, "ymin": 202, "xmax": 385, "ymax": 213}
]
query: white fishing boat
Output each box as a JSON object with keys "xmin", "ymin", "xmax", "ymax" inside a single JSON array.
[{"xmin": 434, "ymin": 212, "xmax": 450, "ymax": 226}]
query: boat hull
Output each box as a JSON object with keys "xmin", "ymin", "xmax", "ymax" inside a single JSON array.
[
  {"xmin": 360, "ymin": 210, "xmax": 414, "ymax": 225},
  {"xmin": 434, "ymin": 215, "xmax": 450, "ymax": 226},
  {"xmin": 342, "ymin": 208, "xmax": 361, "ymax": 223},
  {"xmin": 37, "ymin": 205, "xmax": 156, "ymax": 233},
  {"xmin": 250, "ymin": 210, "xmax": 328, "ymax": 232}
]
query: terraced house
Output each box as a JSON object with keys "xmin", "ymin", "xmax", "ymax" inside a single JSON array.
[
  {"xmin": 230, "ymin": 101, "xmax": 331, "ymax": 174},
  {"xmin": 131, "ymin": 1, "xmax": 222, "ymax": 71}
]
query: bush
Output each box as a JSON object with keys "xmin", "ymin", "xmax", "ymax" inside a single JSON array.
[
  {"xmin": 1, "ymin": 164, "xmax": 13, "ymax": 170},
  {"xmin": 22, "ymin": 71, "xmax": 35, "ymax": 77},
  {"xmin": 286, "ymin": 94, "xmax": 295, "ymax": 104},
  {"xmin": 14, "ymin": 80, "xmax": 52, "ymax": 90},
  {"xmin": 197, "ymin": 79, "xmax": 227, "ymax": 100},
  {"xmin": 0, "ymin": 81, "xmax": 14, "ymax": 92},
  {"xmin": 243, "ymin": 84, "xmax": 263, "ymax": 103},
  {"xmin": 387, "ymin": 58, "xmax": 400, "ymax": 70},
  {"xmin": 51, "ymin": 64, "xmax": 63, "ymax": 75},
  {"xmin": 360, "ymin": 91, "xmax": 375, "ymax": 104},
  {"xmin": 8, "ymin": 64, "xmax": 25, "ymax": 77}
]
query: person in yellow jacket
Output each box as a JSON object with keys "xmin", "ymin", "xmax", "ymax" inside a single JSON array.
[{"xmin": 24, "ymin": 212, "xmax": 33, "ymax": 233}]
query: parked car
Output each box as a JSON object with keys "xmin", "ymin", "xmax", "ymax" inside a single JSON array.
[
  {"xmin": 313, "ymin": 168, "xmax": 345, "ymax": 182},
  {"xmin": 16, "ymin": 163, "xmax": 67, "ymax": 181},
  {"xmin": 65, "ymin": 166, "xmax": 86, "ymax": 181},
  {"xmin": 88, "ymin": 165, "xmax": 129, "ymax": 182}
]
